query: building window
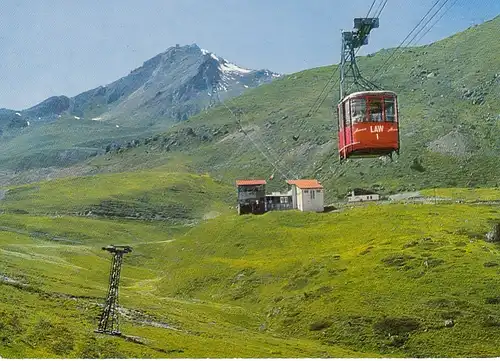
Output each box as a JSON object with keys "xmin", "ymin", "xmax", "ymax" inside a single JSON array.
[
  {"xmin": 304, "ymin": 190, "xmax": 309, "ymax": 193},
  {"xmin": 311, "ymin": 190, "xmax": 316, "ymax": 199}
]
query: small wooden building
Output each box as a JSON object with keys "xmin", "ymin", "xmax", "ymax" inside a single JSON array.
[
  {"xmin": 236, "ymin": 180, "xmax": 267, "ymax": 215},
  {"xmin": 286, "ymin": 179, "xmax": 324, "ymax": 212},
  {"xmin": 347, "ymin": 189, "xmax": 380, "ymax": 202}
]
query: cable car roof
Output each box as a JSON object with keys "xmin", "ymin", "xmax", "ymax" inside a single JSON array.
[{"xmin": 341, "ymin": 90, "xmax": 397, "ymax": 101}]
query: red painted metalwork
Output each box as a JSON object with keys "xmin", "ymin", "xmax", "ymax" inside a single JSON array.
[{"xmin": 337, "ymin": 90, "xmax": 399, "ymax": 160}]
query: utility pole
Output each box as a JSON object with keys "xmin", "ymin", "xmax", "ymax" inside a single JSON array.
[{"xmin": 96, "ymin": 245, "xmax": 132, "ymax": 336}]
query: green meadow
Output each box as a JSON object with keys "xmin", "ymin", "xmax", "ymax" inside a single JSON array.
[{"xmin": 1, "ymin": 179, "xmax": 499, "ymax": 357}]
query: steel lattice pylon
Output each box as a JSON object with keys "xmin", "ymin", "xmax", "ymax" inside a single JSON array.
[
  {"xmin": 96, "ymin": 245, "xmax": 132, "ymax": 336},
  {"xmin": 339, "ymin": 17, "xmax": 381, "ymax": 100}
]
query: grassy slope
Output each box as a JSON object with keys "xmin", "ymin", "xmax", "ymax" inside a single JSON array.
[
  {"xmin": 0, "ymin": 113, "xmax": 176, "ymax": 171},
  {"xmin": 1, "ymin": 200, "xmax": 499, "ymax": 357},
  {"xmin": 83, "ymin": 16, "xmax": 500, "ymax": 201},
  {"xmin": 420, "ymin": 187, "xmax": 500, "ymax": 201},
  {"xmin": 0, "ymin": 213, "xmax": 374, "ymax": 358},
  {"xmin": 155, "ymin": 203, "xmax": 500, "ymax": 357},
  {"xmin": 1, "ymin": 171, "xmax": 233, "ymax": 223}
]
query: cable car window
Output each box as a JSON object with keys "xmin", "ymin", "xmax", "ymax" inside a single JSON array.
[
  {"xmin": 369, "ymin": 99, "xmax": 383, "ymax": 122},
  {"xmin": 384, "ymin": 98, "xmax": 395, "ymax": 122},
  {"xmin": 338, "ymin": 104, "xmax": 345, "ymax": 128},
  {"xmin": 344, "ymin": 102, "xmax": 351, "ymax": 126},
  {"xmin": 350, "ymin": 98, "xmax": 366, "ymax": 123}
]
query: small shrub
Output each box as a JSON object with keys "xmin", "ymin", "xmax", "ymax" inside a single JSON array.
[
  {"xmin": 484, "ymin": 261, "xmax": 499, "ymax": 268},
  {"xmin": 79, "ymin": 336, "xmax": 127, "ymax": 358},
  {"xmin": 360, "ymin": 246, "xmax": 374, "ymax": 255},
  {"xmin": 410, "ymin": 158, "xmax": 425, "ymax": 172},
  {"xmin": 50, "ymin": 332, "xmax": 75, "ymax": 356},
  {"xmin": 283, "ymin": 277, "xmax": 309, "ymax": 291},
  {"xmin": 425, "ymin": 258, "xmax": 445, "ymax": 268},
  {"xmin": 304, "ymin": 286, "xmax": 333, "ymax": 300},
  {"xmin": 419, "ymin": 238, "xmax": 446, "ymax": 250},
  {"xmin": 440, "ymin": 310, "xmax": 462, "ymax": 319},
  {"xmin": 309, "ymin": 319, "xmax": 332, "ymax": 331},
  {"xmin": 403, "ymin": 240, "xmax": 419, "ymax": 249},
  {"xmin": 483, "ymin": 316, "xmax": 500, "ymax": 327},
  {"xmin": 373, "ymin": 316, "xmax": 420, "ymax": 335},
  {"xmin": 485, "ymin": 296, "xmax": 500, "ymax": 304},
  {"xmin": 386, "ymin": 333, "xmax": 409, "ymax": 347},
  {"xmin": 381, "ymin": 254, "xmax": 415, "ymax": 267},
  {"xmin": 454, "ymin": 228, "xmax": 483, "ymax": 240},
  {"xmin": 328, "ymin": 268, "xmax": 347, "ymax": 276},
  {"xmin": 426, "ymin": 297, "xmax": 469, "ymax": 311}
]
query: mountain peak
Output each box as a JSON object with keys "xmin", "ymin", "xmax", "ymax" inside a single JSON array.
[
  {"xmin": 83, "ymin": 43, "xmax": 281, "ymax": 122},
  {"xmin": 155, "ymin": 43, "xmax": 279, "ymax": 79},
  {"xmin": 202, "ymin": 49, "xmax": 253, "ymax": 75},
  {"xmin": 0, "ymin": 42, "xmax": 281, "ymax": 132}
]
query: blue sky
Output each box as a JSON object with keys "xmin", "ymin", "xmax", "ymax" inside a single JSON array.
[{"xmin": 0, "ymin": 0, "xmax": 498, "ymax": 109}]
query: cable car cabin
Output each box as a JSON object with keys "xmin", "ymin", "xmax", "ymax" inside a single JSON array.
[{"xmin": 337, "ymin": 90, "xmax": 399, "ymax": 160}]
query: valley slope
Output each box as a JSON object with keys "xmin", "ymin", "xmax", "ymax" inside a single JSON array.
[{"xmin": 1, "ymin": 181, "xmax": 499, "ymax": 357}]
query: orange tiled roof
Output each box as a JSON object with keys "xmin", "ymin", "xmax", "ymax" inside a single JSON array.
[
  {"xmin": 236, "ymin": 179, "xmax": 267, "ymax": 186},
  {"xmin": 286, "ymin": 179, "xmax": 323, "ymax": 189}
]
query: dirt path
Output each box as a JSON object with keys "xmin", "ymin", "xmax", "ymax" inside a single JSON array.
[
  {"xmin": 129, "ymin": 239, "xmax": 175, "ymax": 245},
  {"xmin": 0, "ymin": 248, "xmax": 87, "ymax": 269}
]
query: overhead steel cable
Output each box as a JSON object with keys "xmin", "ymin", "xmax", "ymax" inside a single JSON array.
[
  {"xmin": 365, "ymin": 0, "xmax": 378, "ymax": 18},
  {"xmin": 216, "ymin": 87, "xmax": 300, "ymax": 179},
  {"xmin": 374, "ymin": 0, "xmax": 388, "ymax": 18},
  {"xmin": 304, "ymin": 60, "xmax": 341, "ymax": 118},
  {"xmin": 369, "ymin": 0, "xmax": 445, "ymax": 82},
  {"xmin": 413, "ymin": 0, "xmax": 462, "ymax": 45},
  {"xmin": 371, "ymin": 0, "xmax": 454, "ymax": 83},
  {"xmin": 213, "ymin": 87, "xmax": 295, "ymax": 180},
  {"xmin": 404, "ymin": 0, "xmax": 452, "ymax": 50}
]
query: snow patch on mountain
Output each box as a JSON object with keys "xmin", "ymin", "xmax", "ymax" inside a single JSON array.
[{"xmin": 219, "ymin": 60, "xmax": 252, "ymax": 74}]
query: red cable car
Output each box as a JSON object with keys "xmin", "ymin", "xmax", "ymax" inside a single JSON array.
[
  {"xmin": 337, "ymin": 90, "xmax": 399, "ymax": 160},
  {"xmin": 334, "ymin": 17, "xmax": 401, "ymax": 161}
]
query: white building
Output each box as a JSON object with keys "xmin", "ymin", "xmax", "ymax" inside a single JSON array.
[
  {"xmin": 286, "ymin": 179, "xmax": 324, "ymax": 212},
  {"xmin": 347, "ymin": 190, "xmax": 380, "ymax": 202}
]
